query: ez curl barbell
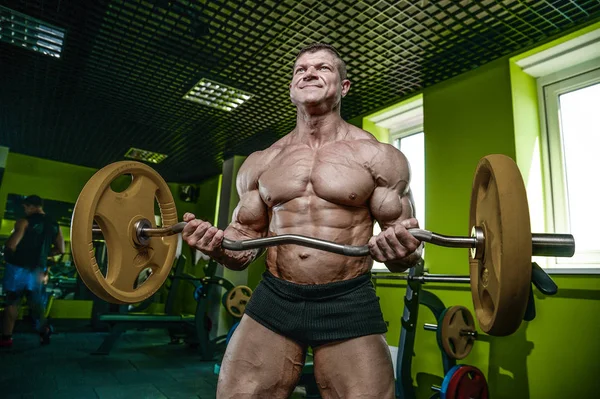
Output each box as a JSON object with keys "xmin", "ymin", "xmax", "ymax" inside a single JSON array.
[{"xmin": 71, "ymin": 154, "xmax": 575, "ymax": 336}]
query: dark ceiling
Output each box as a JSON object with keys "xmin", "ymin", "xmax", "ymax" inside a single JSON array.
[{"xmin": 1, "ymin": 0, "xmax": 599, "ymax": 183}]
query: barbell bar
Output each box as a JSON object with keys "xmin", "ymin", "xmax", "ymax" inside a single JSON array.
[
  {"xmin": 423, "ymin": 323, "xmax": 478, "ymax": 338},
  {"xmin": 92, "ymin": 221, "xmax": 575, "ymax": 258},
  {"xmin": 372, "ymin": 274, "xmax": 471, "ymax": 284}
]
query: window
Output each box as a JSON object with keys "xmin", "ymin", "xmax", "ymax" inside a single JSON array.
[
  {"xmin": 516, "ymin": 27, "xmax": 600, "ymax": 272},
  {"xmin": 364, "ymin": 97, "xmax": 424, "ymax": 272},
  {"xmin": 393, "ymin": 132, "xmax": 425, "ymax": 232},
  {"xmin": 540, "ymin": 65, "xmax": 600, "ymax": 270}
]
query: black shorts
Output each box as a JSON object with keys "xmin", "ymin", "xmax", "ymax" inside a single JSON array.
[{"xmin": 244, "ymin": 270, "xmax": 388, "ymax": 347}]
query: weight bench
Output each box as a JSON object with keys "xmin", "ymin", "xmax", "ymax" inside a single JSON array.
[
  {"xmin": 92, "ymin": 256, "xmax": 234, "ymax": 358},
  {"xmin": 93, "ymin": 313, "xmax": 197, "ymax": 355},
  {"xmin": 92, "ymin": 255, "xmax": 199, "ymax": 355}
]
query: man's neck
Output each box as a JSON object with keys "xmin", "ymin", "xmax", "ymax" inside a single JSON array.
[{"xmin": 294, "ymin": 108, "xmax": 347, "ymax": 147}]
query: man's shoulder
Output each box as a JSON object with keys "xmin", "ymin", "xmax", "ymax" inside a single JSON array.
[
  {"xmin": 244, "ymin": 146, "xmax": 281, "ymax": 168},
  {"xmin": 346, "ymin": 126, "xmax": 403, "ymax": 157},
  {"xmin": 15, "ymin": 218, "xmax": 29, "ymax": 228},
  {"xmin": 238, "ymin": 141, "xmax": 283, "ymax": 189},
  {"xmin": 245, "ymin": 134, "xmax": 289, "ymax": 164},
  {"xmin": 345, "ymin": 126, "xmax": 410, "ymax": 181}
]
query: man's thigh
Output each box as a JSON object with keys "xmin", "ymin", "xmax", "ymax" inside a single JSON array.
[
  {"xmin": 3, "ymin": 264, "xmax": 28, "ymax": 294},
  {"xmin": 218, "ymin": 314, "xmax": 307, "ymax": 399},
  {"xmin": 313, "ymin": 333, "xmax": 395, "ymax": 399}
]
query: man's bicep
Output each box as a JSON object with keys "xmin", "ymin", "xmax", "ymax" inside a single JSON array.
[
  {"xmin": 227, "ymin": 189, "xmax": 269, "ymax": 240},
  {"xmin": 370, "ymin": 143, "xmax": 418, "ymax": 226},
  {"xmin": 370, "ymin": 186, "xmax": 416, "ymax": 229},
  {"xmin": 226, "ymin": 150, "xmax": 270, "ymax": 239}
]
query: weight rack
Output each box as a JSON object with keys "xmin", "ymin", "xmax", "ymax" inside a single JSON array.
[{"xmin": 372, "ymin": 261, "xmax": 558, "ymax": 399}]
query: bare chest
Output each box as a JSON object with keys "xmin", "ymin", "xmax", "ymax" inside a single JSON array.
[{"xmin": 258, "ymin": 144, "xmax": 375, "ymax": 208}]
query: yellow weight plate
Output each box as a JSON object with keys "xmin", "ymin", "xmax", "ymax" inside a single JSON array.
[
  {"xmin": 225, "ymin": 285, "xmax": 253, "ymax": 318},
  {"xmin": 71, "ymin": 161, "xmax": 178, "ymax": 304},
  {"xmin": 469, "ymin": 154, "xmax": 532, "ymax": 336},
  {"xmin": 440, "ymin": 305, "xmax": 476, "ymax": 360}
]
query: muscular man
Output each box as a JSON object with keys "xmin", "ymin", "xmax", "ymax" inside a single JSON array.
[
  {"xmin": 1, "ymin": 195, "xmax": 64, "ymax": 347},
  {"xmin": 182, "ymin": 43, "xmax": 422, "ymax": 398}
]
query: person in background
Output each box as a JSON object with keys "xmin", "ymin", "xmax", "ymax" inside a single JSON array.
[{"xmin": 1, "ymin": 195, "xmax": 64, "ymax": 347}]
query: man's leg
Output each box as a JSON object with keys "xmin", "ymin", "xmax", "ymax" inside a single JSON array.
[
  {"xmin": 2, "ymin": 264, "xmax": 27, "ymax": 346},
  {"xmin": 218, "ymin": 314, "xmax": 307, "ymax": 399},
  {"xmin": 2, "ymin": 293, "xmax": 20, "ymax": 335},
  {"xmin": 26, "ymin": 269, "xmax": 52, "ymax": 345},
  {"xmin": 313, "ymin": 334, "xmax": 395, "ymax": 399},
  {"xmin": 26, "ymin": 288, "xmax": 49, "ymax": 335}
]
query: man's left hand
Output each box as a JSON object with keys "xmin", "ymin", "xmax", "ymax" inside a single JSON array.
[{"xmin": 368, "ymin": 218, "xmax": 421, "ymax": 263}]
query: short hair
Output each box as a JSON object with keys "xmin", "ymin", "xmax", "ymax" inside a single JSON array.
[
  {"xmin": 23, "ymin": 195, "xmax": 43, "ymax": 207},
  {"xmin": 294, "ymin": 43, "xmax": 347, "ymax": 80}
]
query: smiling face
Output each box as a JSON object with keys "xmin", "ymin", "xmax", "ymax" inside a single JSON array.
[{"xmin": 289, "ymin": 49, "xmax": 351, "ymax": 110}]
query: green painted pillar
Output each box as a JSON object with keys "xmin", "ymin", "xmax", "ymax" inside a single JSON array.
[
  {"xmin": 0, "ymin": 146, "xmax": 9, "ymax": 218},
  {"xmin": 212, "ymin": 155, "xmax": 248, "ymax": 337}
]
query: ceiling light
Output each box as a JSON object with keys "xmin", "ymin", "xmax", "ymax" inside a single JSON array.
[
  {"xmin": 183, "ymin": 78, "xmax": 253, "ymax": 112},
  {"xmin": 0, "ymin": 5, "xmax": 66, "ymax": 58},
  {"xmin": 124, "ymin": 148, "xmax": 168, "ymax": 164}
]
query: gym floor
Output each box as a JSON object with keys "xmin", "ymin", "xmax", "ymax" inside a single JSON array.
[{"xmin": 0, "ymin": 328, "xmax": 308, "ymax": 399}]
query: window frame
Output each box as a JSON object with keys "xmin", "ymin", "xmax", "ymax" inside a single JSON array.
[{"xmin": 537, "ymin": 58, "xmax": 600, "ymax": 274}]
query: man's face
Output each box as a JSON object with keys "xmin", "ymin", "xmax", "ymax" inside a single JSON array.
[
  {"xmin": 289, "ymin": 50, "xmax": 350, "ymax": 108},
  {"xmin": 22, "ymin": 204, "xmax": 36, "ymax": 216}
]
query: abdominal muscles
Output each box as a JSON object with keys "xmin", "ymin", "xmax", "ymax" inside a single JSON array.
[{"xmin": 266, "ymin": 196, "xmax": 374, "ymax": 284}]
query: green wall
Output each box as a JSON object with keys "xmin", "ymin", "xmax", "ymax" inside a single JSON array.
[
  {"xmin": 0, "ymin": 152, "xmax": 99, "ymax": 319},
  {"xmin": 0, "ymin": 152, "xmax": 98, "ymax": 241},
  {"xmin": 369, "ymin": 28, "xmax": 600, "ymax": 398}
]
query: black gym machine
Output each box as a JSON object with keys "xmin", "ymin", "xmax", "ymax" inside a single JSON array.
[{"xmin": 372, "ymin": 260, "xmax": 558, "ymax": 399}]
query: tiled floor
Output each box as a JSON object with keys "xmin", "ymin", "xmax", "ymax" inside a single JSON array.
[{"xmin": 0, "ymin": 328, "xmax": 307, "ymax": 399}]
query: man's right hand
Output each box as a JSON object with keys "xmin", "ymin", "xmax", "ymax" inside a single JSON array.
[{"xmin": 181, "ymin": 213, "xmax": 225, "ymax": 257}]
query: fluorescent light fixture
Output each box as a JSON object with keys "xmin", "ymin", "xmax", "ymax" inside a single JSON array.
[
  {"xmin": 0, "ymin": 6, "xmax": 66, "ymax": 58},
  {"xmin": 183, "ymin": 78, "xmax": 253, "ymax": 111},
  {"xmin": 125, "ymin": 148, "xmax": 168, "ymax": 164}
]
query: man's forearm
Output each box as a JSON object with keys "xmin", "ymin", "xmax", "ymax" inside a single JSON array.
[
  {"xmin": 209, "ymin": 248, "xmax": 261, "ymax": 271},
  {"xmin": 210, "ymin": 223, "xmax": 266, "ymax": 270}
]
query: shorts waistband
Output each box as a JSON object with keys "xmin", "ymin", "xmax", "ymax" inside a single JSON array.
[
  {"xmin": 6, "ymin": 263, "xmax": 42, "ymax": 270},
  {"xmin": 260, "ymin": 270, "xmax": 373, "ymax": 301}
]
